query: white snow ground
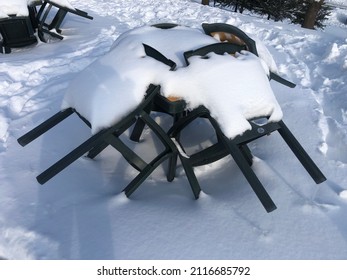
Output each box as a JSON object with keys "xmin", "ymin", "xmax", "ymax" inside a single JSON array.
[{"xmin": 0, "ymin": 0, "xmax": 347, "ymax": 260}]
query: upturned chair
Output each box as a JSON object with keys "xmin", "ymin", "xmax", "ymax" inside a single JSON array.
[
  {"xmin": 0, "ymin": 16, "xmax": 37, "ymax": 53},
  {"xmin": 35, "ymin": 0, "xmax": 93, "ymax": 42},
  {"xmin": 127, "ymin": 24, "xmax": 325, "ymax": 212},
  {"xmin": 164, "ymin": 42, "xmax": 326, "ymax": 212},
  {"xmin": 17, "ymin": 44, "xmax": 201, "ymax": 198}
]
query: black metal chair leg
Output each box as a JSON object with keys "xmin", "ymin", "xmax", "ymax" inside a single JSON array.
[
  {"xmin": 220, "ymin": 134, "xmax": 277, "ymax": 212},
  {"xmin": 129, "ymin": 118, "xmax": 146, "ymax": 142},
  {"xmin": 48, "ymin": 9, "xmax": 67, "ymax": 31},
  {"xmin": 277, "ymin": 121, "xmax": 326, "ymax": 184},
  {"xmin": 179, "ymin": 154, "xmax": 201, "ymax": 199},
  {"xmin": 166, "ymin": 112, "xmax": 185, "ymax": 181},
  {"xmin": 17, "ymin": 108, "xmax": 74, "ymax": 147},
  {"xmin": 123, "ymin": 150, "xmax": 173, "ymax": 197},
  {"xmin": 36, "ymin": 128, "xmax": 108, "ymax": 184},
  {"xmin": 239, "ymin": 144, "xmax": 253, "ymax": 166},
  {"xmin": 167, "ymin": 153, "xmax": 178, "ymax": 182},
  {"xmin": 87, "ymin": 142, "xmax": 109, "ymax": 159}
]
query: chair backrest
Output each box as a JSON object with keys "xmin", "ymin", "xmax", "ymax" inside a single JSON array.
[
  {"xmin": 202, "ymin": 23, "xmax": 258, "ymax": 56},
  {"xmin": 201, "ymin": 23, "xmax": 296, "ymax": 88},
  {"xmin": 183, "ymin": 42, "xmax": 246, "ymax": 65},
  {"xmin": 0, "ymin": 16, "xmax": 37, "ymax": 53},
  {"xmin": 152, "ymin": 23, "xmax": 178, "ymax": 29}
]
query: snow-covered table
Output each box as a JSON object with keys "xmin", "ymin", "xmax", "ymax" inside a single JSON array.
[
  {"xmin": 63, "ymin": 25, "xmax": 282, "ymax": 138},
  {"xmin": 18, "ymin": 24, "xmax": 326, "ymax": 212}
]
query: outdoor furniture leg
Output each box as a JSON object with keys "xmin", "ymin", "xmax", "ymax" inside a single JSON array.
[
  {"xmin": 123, "ymin": 111, "xmax": 179, "ymax": 197},
  {"xmin": 129, "ymin": 104, "xmax": 153, "ymax": 142},
  {"xmin": 36, "ymin": 128, "xmax": 109, "ymax": 184},
  {"xmin": 87, "ymin": 142, "xmax": 109, "ymax": 159},
  {"xmin": 36, "ymin": 2, "xmax": 51, "ymax": 27},
  {"xmin": 179, "ymin": 154, "xmax": 201, "ymax": 199},
  {"xmin": 168, "ymin": 106, "xmax": 278, "ymax": 211},
  {"xmin": 48, "ymin": 8, "xmax": 68, "ymax": 33},
  {"xmin": 218, "ymin": 132, "xmax": 277, "ymax": 212},
  {"xmin": 277, "ymin": 121, "xmax": 326, "ymax": 184},
  {"xmin": 167, "ymin": 106, "xmax": 208, "ymax": 181},
  {"xmin": 129, "ymin": 118, "xmax": 147, "ymax": 142},
  {"xmin": 167, "ymin": 151, "xmax": 178, "ymax": 182},
  {"xmin": 17, "ymin": 108, "xmax": 74, "ymax": 147},
  {"xmin": 87, "ymin": 118, "xmax": 136, "ymax": 159},
  {"xmin": 123, "ymin": 150, "xmax": 174, "ymax": 197},
  {"xmin": 166, "ymin": 111, "xmax": 186, "ymax": 182},
  {"xmin": 124, "ymin": 110, "xmax": 201, "ymax": 199},
  {"xmin": 239, "ymin": 144, "xmax": 253, "ymax": 166},
  {"xmin": 105, "ymin": 133, "xmax": 148, "ymax": 171}
]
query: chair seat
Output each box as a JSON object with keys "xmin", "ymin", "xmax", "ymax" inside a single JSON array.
[{"xmin": 154, "ymin": 94, "xmax": 186, "ymax": 114}]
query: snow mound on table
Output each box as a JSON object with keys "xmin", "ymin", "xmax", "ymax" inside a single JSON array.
[
  {"xmin": 111, "ymin": 25, "xmax": 220, "ymax": 67},
  {"xmin": 61, "ymin": 43, "xmax": 171, "ymax": 134},
  {"xmin": 62, "ymin": 25, "xmax": 282, "ymax": 138},
  {"xmin": 62, "ymin": 25, "xmax": 219, "ymax": 133}
]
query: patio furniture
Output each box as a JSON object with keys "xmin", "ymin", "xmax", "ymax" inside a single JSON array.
[
  {"xmin": 0, "ymin": 0, "xmax": 39, "ymax": 53},
  {"xmin": 18, "ymin": 84, "xmax": 182, "ymax": 195},
  {"xmin": 17, "ymin": 44, "xmax": 202, "ymax": 199},
  {"xmin": 202, "ymin": 23, "xmax": 296, "ymax": 88},
  {"xmin": 130, "ymin": 23, "xmax": 296, "ymax": 143},
  {"xmin": 35, "ymin": 0, "xmax": 93, "ymax": 42},
  {"xmin": 129, "ymin": 23, "xmax": 187, "ymax": 143},
  {"xmin": 17, "ymin": 24, "xmax": 326, "ymax": 212},
  {"xmin": 123, "ymin": 24, "xmax": 326, "ymax": 212},
  {"xmin": 0, "ymin": 0, "xmax": 93, "ymax": 53},
  {"xmin": 0, "ymin": 16, "xmax": 37, "ymax": 53},
  {"xmin": 164, "ymin": 43, "xmax": 326, "ymax": 212}
]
